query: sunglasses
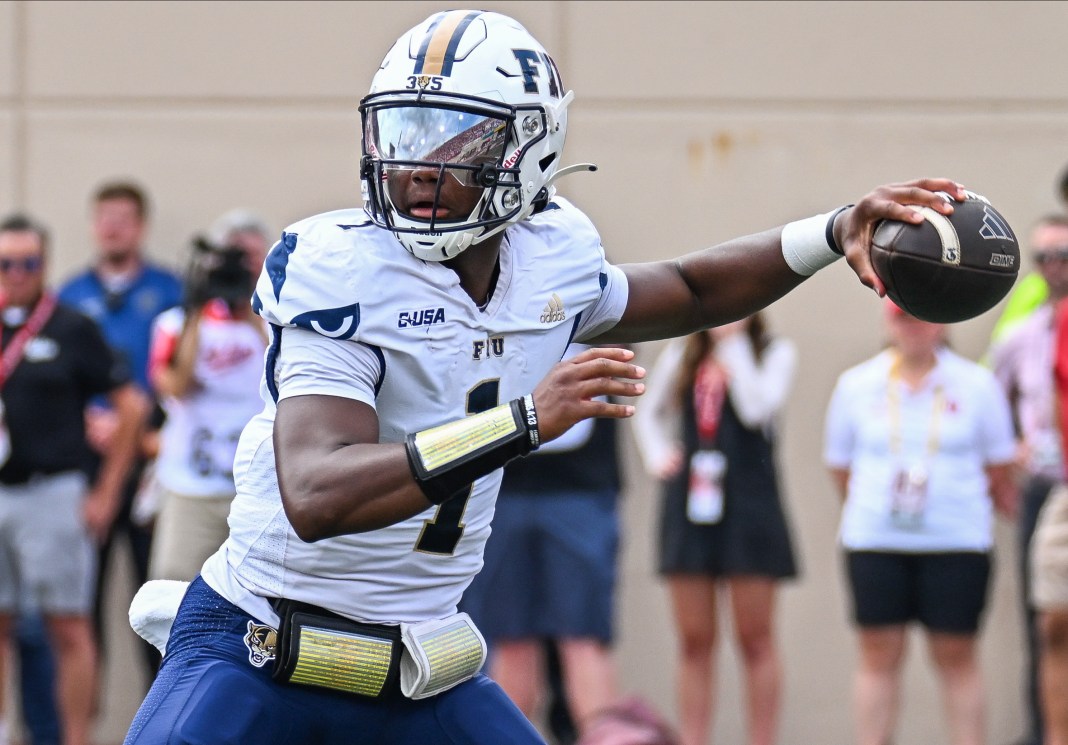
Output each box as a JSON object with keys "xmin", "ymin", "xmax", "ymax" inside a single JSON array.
[
  {"xmin": 0, "ymin": 257, "xmax": 43, "ymax": 274},
  {"xmin": 1034, "ymin": 248, "xmax": 1068, "ymax": 265}
]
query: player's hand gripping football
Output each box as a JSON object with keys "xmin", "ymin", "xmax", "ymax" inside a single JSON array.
[
  {"xmin": 833, "ymin": 178, "xmax": 967, "ymax": 297},
  {"xmin": 531, "ymin": 346, "xmax": 646, "ymax": 444}
]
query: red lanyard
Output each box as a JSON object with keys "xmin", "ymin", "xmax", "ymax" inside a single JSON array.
[
  {"xmin": 0, "ymin": 293, "xmax": 58, "ymax": 389},
  {"xmin": 693, "ymin": 359, "xmax": 728, "ymax": 445}
]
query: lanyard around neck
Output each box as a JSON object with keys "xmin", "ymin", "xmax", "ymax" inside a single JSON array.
[
  {"xmin": 887, "ymin": 354, "xmax": 944, "ymax": 459},
  {"xmin": 0, "ymin": 292, "xmax": 57, "ymax": 389}
]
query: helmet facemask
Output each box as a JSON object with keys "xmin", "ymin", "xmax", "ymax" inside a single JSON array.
[{"xmin": 360, "ymin": 90, "xmax": 558, "ymax": 261}]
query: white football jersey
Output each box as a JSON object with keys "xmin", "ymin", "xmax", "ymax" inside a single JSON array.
[{"xmin": 201, "ymin": 197, "xmax": 629, "ymax": 625}]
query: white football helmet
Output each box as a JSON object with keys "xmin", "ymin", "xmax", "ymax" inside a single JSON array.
[{"xmin": 359, "ymin": 10, "xmax": 574, "ymax": 261}]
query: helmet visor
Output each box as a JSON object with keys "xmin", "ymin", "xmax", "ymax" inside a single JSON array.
[{"xmin": 365, "ymin": 105, "xmax": 509, "ymax": 179}]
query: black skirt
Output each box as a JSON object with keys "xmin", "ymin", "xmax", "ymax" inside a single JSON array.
[{"xmin": 657, "ymin": 395, "xmax": 798, "ymax": 579}]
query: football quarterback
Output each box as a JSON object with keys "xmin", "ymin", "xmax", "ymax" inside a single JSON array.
[{"xmin": 125, "ymin": 9, "xmax": 969, "ymax": 745}]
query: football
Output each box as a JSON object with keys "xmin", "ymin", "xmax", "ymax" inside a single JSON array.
[{"xmin": 870, "ymin": 192, "xmax": 1019, "ymax": 323}]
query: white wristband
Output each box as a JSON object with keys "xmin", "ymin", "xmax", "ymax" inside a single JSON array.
[{"xmin": 780, "ymin": 208, "xmax": 848, "ymax": 276}]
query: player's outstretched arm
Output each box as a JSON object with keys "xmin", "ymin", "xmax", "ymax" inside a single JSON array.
[
  {"xmin": 597, "ymin": 178, "xmax": 966, "ymax": 343},
  {"xmin": 274, "ymin": 347, "xmax": 644, "ymax": 542}
]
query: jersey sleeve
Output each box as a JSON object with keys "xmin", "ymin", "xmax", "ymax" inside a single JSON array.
[
  {"xmin": 526, "ymin": 199, "xmax": 629, "ymax": 343},
  {"xmin": 252, "ymin": 212, "xmax": 366, "ymax": 343},
  {"xmin": 573, "ymin": 262, "xmax": 629, "ymax": 342},
  {"xmin": 274, "ymin": 325, "xmax": 382, "ymax": 408}
]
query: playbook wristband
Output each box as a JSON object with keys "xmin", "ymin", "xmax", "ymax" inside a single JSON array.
[
  {"xmin": 780, "ymin": 204, "xmax": 853, "ymax": 276},
  {"xmin": 405, "ymin": 395, "xmax": 541, "ymax": 505}
]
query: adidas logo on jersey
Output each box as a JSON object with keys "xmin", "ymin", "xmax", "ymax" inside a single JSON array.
[{"xmin": 540, "ymin": 293, "xmax": 566, "ymax": 323}]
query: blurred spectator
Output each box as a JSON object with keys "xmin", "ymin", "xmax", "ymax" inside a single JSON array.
[
  {"xmin": 824, "ymin": 299, "xmax": 1017, "ymax": 745},
  {"xmin": 989, "ymin": 213, "xmax": 1068, "ymax": 745},
  {"xmin": 1031, "ymin": 297, "xmax": 1068, "ymax": 745},
  {"xmin": 633, "ymin": 314, "xmax": 798, "ymax": 745},
  {"xmin": 575, "ymin": 696, "xmax": 680, "ymax": 745},
  {"xmin": 1032, "ymin": 483, "xmax": 1068, "ymax": 745},
  {"xmin": 205, "ymin": 208, "xmax": 272, "ymax": 269},
  {"xmin": 988, "ymin": 167, "xmax": 1068, "ymax": 349},
  {"xmin": 988, "ymin": 272, "xmax": 1049, "ymax": 350},
  {"xmin": 462, "ymin": 342, "xmax": 623, "ymax": 740},
  {"xmin": 146, "ymin": 213, "xmax": 269, "ymax": 581},
  {"xmin": 0, "ymin": 214, "xmax": 145, "ymax": 745},
  {"xmin": 57, "ymin": 180, "xmax": 182, "ymax": 682}
]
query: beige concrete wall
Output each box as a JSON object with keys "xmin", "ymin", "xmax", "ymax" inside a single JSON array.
[{"xmin": 4, "ymin": 1, "xmax": 1068, "ymax": 742}]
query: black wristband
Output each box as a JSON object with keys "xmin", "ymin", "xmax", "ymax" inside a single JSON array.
[
  {"xmin": 519, "ymin": 394, "xmax": 540, "ymax": 450},
  {"xmin": 406, "ymin": 396, "xmax": 540, "ymax": 505},
  {"xmin": 825, "ymin": 204, "xmax": 854, "ymax": 256}
]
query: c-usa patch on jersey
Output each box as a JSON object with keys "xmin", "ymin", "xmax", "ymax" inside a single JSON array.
[{"xmin": 243, "ymin": 620, "xmax": 278, "ymax": 667}]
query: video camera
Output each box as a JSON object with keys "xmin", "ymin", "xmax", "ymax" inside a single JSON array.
[{"xmin": 184, "ymin": 236, "xmax": 254, "ymax": 311}]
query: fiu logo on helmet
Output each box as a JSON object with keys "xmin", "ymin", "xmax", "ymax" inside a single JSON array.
[
  {"xmin": 243, "ymin": 621, "xmax": 277, "ymax": 668},
  {"xmin": 398, "ymin": 307, "xmax": 446, "ymax": 328},
  {"xmin": 512, "ymin": 49, "xmax": 564, "ymax": 98},
  {"xmin": 540, "ymin": 293, "xmax": 566, "ymax": 323},
  {"xmin": 472, "ymin": 336, "xmax": 505, "ymax": 360}
]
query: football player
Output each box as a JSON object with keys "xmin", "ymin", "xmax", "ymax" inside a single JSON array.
[{"xmin": 125, "ymin": 9, "xmax": 968, "ymax": 745}]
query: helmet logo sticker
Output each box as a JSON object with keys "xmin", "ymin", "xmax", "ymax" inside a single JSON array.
[
  {"xmin": 406, "ymin": 75, "xmax": 443, "ymax": 92},
  {"xmin": 512, "ymin": 49, "xmax": 563, "ymax": 97}
]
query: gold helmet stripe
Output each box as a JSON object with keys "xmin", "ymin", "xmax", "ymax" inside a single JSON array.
[{"xmin": 414, "ymin": 10, "xmax": 481, "ymax": 77}]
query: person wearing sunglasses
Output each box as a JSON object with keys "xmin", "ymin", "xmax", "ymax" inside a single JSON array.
[
  {"xmin": 989, "ymin": 213, "xmax": 1068, "ymax": 745},
  {"xmin": 0, "ymin": 214, "xmax": 147, "ymax": 745}
]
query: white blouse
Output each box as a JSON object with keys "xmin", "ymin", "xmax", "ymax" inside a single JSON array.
[
  {"xmin": 634, "ymin": 333, "xmax": 797, "ymax": 476},
  {"xmin": 824, "ymin": 348, "xmax": 1016, "ymax": 552}
]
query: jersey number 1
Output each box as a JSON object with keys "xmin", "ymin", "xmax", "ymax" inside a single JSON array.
[{"xmin": 414, "ymin": 379, "xmax": 499, "ymax": 555}]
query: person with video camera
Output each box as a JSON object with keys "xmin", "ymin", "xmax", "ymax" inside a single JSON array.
[{"xmin": 145, "ymin": 215, "xmax": 269, "ymax": 582}]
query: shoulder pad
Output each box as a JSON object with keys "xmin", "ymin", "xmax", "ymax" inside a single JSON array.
[{"xmin": 253, "ymin": 211, "xmax": 370, "ymax": 341}]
